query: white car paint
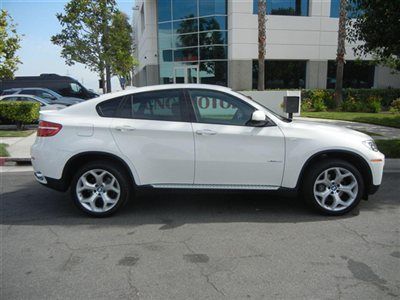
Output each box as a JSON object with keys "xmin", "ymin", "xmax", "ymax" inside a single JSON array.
[{"xmin": 31, "ymin": 84, "xmax": 384, "ymax": 193}]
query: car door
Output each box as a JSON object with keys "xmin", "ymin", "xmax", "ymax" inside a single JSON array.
[
  {"xmin": 111, "ymin": 89, "xmax": 195, "ymax": 185},
  {"xmin": 188, "ymin": 89, "xmax": 285, "ymax": 187}
]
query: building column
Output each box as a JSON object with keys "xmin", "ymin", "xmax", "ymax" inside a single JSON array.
[
  {"xmin": 146, "ymin": 64, "xmax": 160, "ymax": 86},
  {"xmin": 374, "ymin": 65, "xmax": 400, "ymax": 88},
  {"xmin": 306, "ymin": 60, "xmax": 328, "ymax": 89},
  {"xmin": 228, "ymin": 60, "xmax": 253, "ymax": 91}
]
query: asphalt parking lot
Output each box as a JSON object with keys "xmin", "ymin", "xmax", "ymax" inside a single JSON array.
[{"xmin": 1, "ymin": 171, "xmax": 399, "ymax": 299}]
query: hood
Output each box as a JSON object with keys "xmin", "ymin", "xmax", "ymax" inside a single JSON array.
[{"xmin": 288, "ymin": 119, "xmax": 371, "ymax": 141}]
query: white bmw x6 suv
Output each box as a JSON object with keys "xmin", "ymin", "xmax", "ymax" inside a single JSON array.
[{"xmin": 31, "ymin": 84, "xmax": 384, "ymax": 217}]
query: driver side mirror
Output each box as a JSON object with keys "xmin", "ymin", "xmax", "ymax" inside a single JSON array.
[{"xmin": 250, "ymin": 110, "xmax": 269, "ymax": 127}]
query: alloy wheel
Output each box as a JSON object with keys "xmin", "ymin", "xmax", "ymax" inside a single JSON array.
[
  {"xmin": 76, "ymin": 169, "xmax": 121, "ymax": 213},
  {"xmin": 313, "ymin": 167, "xmax": 358, "ymax": 212}
]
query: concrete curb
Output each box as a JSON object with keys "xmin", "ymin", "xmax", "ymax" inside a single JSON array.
[{"xmin": 0, "ymin": 157, "xmax": 31, "ymax": 166}]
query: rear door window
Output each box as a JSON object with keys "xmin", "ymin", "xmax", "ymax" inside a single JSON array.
[
  {"xmin": 118, "ymin": 90, "xmax": 188, "ymax": 122},
  {"xmin": 96, "ymin": 97, "xmax": 125, "ymax": 117}
]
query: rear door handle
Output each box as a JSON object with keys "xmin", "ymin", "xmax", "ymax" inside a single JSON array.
[
  {"xmin": 196, "ymin": 129, "xmax": 217, "ymax": 136},
  {"xmin": 115, "ymin": 125, "xmax": 136, "ymax": 132}
]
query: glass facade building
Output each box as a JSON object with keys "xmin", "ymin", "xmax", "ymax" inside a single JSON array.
[
  {"xmin": 157, "ymin": 0, "xmax": 228, "ymax": 85},
  {"xmin": 133, "ymin": 0, "xmax": 400, "ymax": 90},
  {"xmin": 253, "ymin": 0, "xmax": 309, "ymax": 16}
]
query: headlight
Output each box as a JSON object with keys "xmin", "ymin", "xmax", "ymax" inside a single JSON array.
[{"xmin": 362, "ymin": 140, "xmax": 379, "ymax": 152}]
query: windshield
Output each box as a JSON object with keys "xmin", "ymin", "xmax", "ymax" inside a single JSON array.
[{"xmin": 236, "ymin": 92, "xmax": 292, "ymax": 123}]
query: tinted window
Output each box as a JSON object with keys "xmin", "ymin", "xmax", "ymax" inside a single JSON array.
[
  {"xmin": 327, "ymin": 60, "xmax": 375, "ymax": 89},
  {"xmin": 189, "ymin": 89, "xmax": 255, "ymax": 126},
  {"xmin": 157, "ymin": 0, "xmax": 172, "ymax": 22},
  {"xmin": 1, "ymin": 90, "xmax": 16, "ymax": 95},
  {"xmin": 199, "ymin": 0, "xmax": 226, "ymax": 16},
  {"xmin": 253, "ymin": 0, "xmax": 309, "ymax": 16},
  {"xmin": 330, "ymin": 0, "xmax": 360, "ymax": 18},
  {"xmin": 119, "ymin": 90, "xmax": 186, "ymax": 122},
  {"xmin": 172, "ymin": 0, "xmax": 198, "ymax": 20},
  {"xmin": 96, "ymin": 97, "xmax": 124, "ymax": 117},
  {"xmin": 2, "ymin": 96, "xmax": 18, "ymax": 101},
  {"xmin": 23, "ymin": 89, "xmax": 56, "ymax": 100},
  {"xmin": 252, "ymin": 60, "xmax": 307, "ymax": 89}
]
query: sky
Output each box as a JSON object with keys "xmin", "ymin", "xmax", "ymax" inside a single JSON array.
[{"xmin": 1, "ymin": 0, "xmax": 134, "ymax": 92}]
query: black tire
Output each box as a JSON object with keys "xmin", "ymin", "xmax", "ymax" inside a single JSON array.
[
  {"xmin": 70, "ymin": 160, "xmax": 132, "ymax": 217},
  {"xmin": 302, "ymin": 159, "xmax": 364, "ymax": 216}
]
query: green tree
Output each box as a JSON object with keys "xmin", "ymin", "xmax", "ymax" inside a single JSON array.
[
  {"xmin": 334, "ymin": 0, "xmax": 348, "ymax": 106},
  {"xmin": 51, "ymin": 0, "xmax": 117, "ymax": 93},
  {"xmin": 0, "ymin": 10, "xmax": 22, "ymax": 79},
  {"xmin": 108, "ymin": 11, "xmax": 138, "ymax": 89},
  {"xmin": 348, "ymin": 0, "xmax": 400, "ymax": 71}
]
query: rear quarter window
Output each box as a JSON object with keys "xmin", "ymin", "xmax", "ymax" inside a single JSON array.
[{"xmin": 96, "ymin": 96, "xmax": 124, "ymax": 117}]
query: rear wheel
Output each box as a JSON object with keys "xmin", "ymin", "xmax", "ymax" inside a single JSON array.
[
  {"xmin": 71, "ymin": 161, "xmax": 132, "ymax": 217},
  {"xmin": 303, "ymin": 159, "xmax": 364, "ymax": 215}
]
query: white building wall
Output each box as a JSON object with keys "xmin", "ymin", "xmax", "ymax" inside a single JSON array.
[
  {"xmin": 228, "ymin": 0, "xmax": 366, "ymax": 61},
  {"xmin": 133, "ymin": 0, "xmax": 159, "ymax": 85},
  {"xmin": 134, "ymin": 0, "xmax": 399, "ymax": 89}
]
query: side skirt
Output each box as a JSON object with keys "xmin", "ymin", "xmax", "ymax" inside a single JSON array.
[{"xmin": 150, "ymin": 184, "xmax": 280, "ymax": 190}]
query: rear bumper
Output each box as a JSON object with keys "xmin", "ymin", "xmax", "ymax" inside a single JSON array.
[{"xmin": 34, "ymin": 172, "xmax": 68, "ymax": 192}]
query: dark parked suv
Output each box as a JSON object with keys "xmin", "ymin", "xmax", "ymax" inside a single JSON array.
[{"xmin": 0, "ymin": 74, "xmax": 98, "ymax": 100}]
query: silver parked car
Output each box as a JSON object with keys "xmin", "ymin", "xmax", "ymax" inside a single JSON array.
[
  {"xmin": 1, "ymin": 88, "xmax": 84, "ymax": 106},
  {"xmin": 0, "ymin": 94, "xmax": 66, "ymax": 111}
]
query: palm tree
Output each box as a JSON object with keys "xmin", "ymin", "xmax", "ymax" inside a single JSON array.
[
  {"xmin": 334, "ymin": 0, "xmax": 348, "ymax": 106},
  {"xmin": 258, "ymin": 0, "xmax": 266, "ymax": 91}
]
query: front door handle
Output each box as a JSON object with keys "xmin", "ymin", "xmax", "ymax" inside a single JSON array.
[
  {"xmin": 115, "ymin": 125, "xmax": 136, "ymax": 132},
  {"xmin": 196, "ymin": 129, "xmax": 217, "ymax": 136}
]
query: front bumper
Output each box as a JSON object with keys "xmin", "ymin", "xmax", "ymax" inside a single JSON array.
[{"xmin": 367, "ymin": 184, "xmax": 380, "ymax": 195}]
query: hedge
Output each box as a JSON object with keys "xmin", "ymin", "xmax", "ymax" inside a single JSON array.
[
  {"xmin": 0, "ymin": 101, "xmax": 40, "ymax": 129},
  {"xmin": 301, "ymin": 88, "xmax": 400, "ymax": 112}
]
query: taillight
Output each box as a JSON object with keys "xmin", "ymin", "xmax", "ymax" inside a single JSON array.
[{"xmin": 37, "ymin": 121, "xmax": 62, "ymax": 137}]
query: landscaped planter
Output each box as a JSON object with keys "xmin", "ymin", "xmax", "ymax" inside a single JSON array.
[{"xmin": 239, "ymin": 90, "xmax": 301, "ymax": 117}]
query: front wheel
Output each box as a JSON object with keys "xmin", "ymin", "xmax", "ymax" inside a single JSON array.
[
  {"xmin": 303, "ymin": 159, "xmax": 364, "ymax": 215},
  {"xmin": 70, "ymin": 161, "xmax": 132, "ymax": 217}
]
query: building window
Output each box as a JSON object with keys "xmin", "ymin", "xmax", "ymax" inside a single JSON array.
[
  {"xmin": 252, "ymin": 60, "xmax": 307, "ymax": 89},
  {"xmin": 330, "ymin": 0, "xmax": 360, "ymax": 18},
  {"xmin": 253, "ymin": 0, "xmax": 309, "ymax": 16},
  {"xmin": 140, "ymin": 5, "xmax": 145, "ymax": 34},
  {"xmin": 157, "ymin": 0, "xmax": 228, "ymax": 86},
  {"xmin": 327, "ymin": 60, "xmax": 375, "ymax": 89},
  {"xmin": 157, "ymin": 0, "xmax": 172, "ymax": 22},
  {"xmin": 172, "ymin": 0, "xmax": 198, "ymax": 20},
  {"xmin": 199, "ymin": 61, "xmax": 227, "ymax": 86},
  {"xmin": 199, "ymin": 0, "xmax": 226, "ymax": 16}
]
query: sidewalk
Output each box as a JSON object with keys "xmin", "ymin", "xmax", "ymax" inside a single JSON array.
[
  {"xmin": 0, "ymin": 132, "xmax": 36, "ymax": 165},
  {"xmin": 295, "ymin": 117, "xmax": 400, "ymax": 140}
]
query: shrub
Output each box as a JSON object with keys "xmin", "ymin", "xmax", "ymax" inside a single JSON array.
[
  {"xmin": 341, "ymin": 95, "xmax": 360, "ymax": 112},
  {"xmin": 343, "ymin": 89, "xmax": 400, "ymax": 110},
  {"xmin": 365, "ymin": 96, "xmax": 382, "ymax": 113},
  {"xmin": 312, "ymin": 98, "xmax": 327, "ymax": 111},
  {"xmin": 0, "ymin": 101, "xmax": 40, "ymax": 129},
  {"xmin": 304, "ymin": 89, "xmax": 335, "ymax": 110},
  {"xmin": 301, "ymin": 99, "xmax": 312, "ymax": 112},
  {"xmin": 389, "ymin": 98, "xmax": 400, "ymax": 113},
  {"xmin": 302, "ymin": 88, "xmax": 400, "ymax": 111}
]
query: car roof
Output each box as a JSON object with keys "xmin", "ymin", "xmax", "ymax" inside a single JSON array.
[
  {"xmin": 0, "ymin": 94, "xmax": 47, "ymax": 102},
  {"xmin": 5, "ymin": 87, "xmax": 51, "ymax": 91},
  {"xmin": 95, "ymin": 84, "xmax": 232, "ymax": 101}
]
